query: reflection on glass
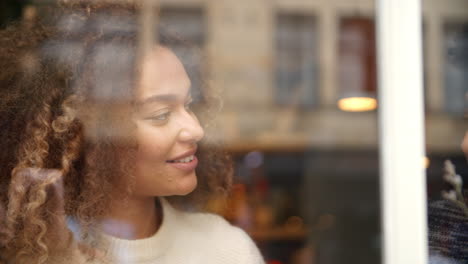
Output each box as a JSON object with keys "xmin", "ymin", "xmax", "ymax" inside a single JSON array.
[
  {"xmin": 426, "ymin": 17, "xmax": 468, "ymax": 264},
  {"xmin": 424, "ymin": 1, "xmax": 468, "ymax": 263},
  {"xmin": 444, "ymin": 22, "xmax": 468, "ymax": 117},
  {"xmin": 3, "ymin": 0, "xmax": 466, "ymax": 264},
  {"xmin": 0, "ymin": 3, "xmax": 263, "ymax": 264},
  {"xmin": 159, "ymin": 7, "xmax": 205, "ymax": 103},
  {"xmin": 276, "ymin": 14, "xmax": 317, "ymax": 108},
  {"xmin": 337, "ymin": 97, "xmax": 377, "ymax": 112},
  {"xmin": 338, "ymin": 17, "xmax": 377, "ymax": 111}
]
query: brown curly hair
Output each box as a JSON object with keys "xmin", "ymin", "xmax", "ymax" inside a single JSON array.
[{"xmin": 0, "ymin": 2, "xmax": 232, "ymax": 263}]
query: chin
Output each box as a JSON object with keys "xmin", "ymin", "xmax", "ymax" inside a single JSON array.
[{"xmin": 174, "ymin": 173, "xmax": 198, "ymax": 196}]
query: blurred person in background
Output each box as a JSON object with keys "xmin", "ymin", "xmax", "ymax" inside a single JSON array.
[
  {"xmin": 428, "ymin": 130, "xmax": 468, "ymax": 262},
  {"xmin": 427, "ymin": 26, "xmax": 468, "ymax": 264},
  {"xmin": 0, "ymin": 2, "xmax": 264, "ymax": 264}
]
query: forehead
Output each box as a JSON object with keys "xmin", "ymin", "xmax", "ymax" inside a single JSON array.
[{"xmin": 137, "ymin": 46, "xmax": 191, "ymax": 101}]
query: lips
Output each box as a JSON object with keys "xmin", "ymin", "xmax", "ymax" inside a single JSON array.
[
  {"xmin": 167, "ymin": 148, "xmax": 197, "ymax": 162},
  {"xmin": 167, "ymin": 155, "xmax": 195, "ymax": 163},
  {"xmin": 166, "ymin": 148, "xmax": 198, "ymax": 172}
]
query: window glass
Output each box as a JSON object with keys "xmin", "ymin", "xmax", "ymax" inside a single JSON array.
[
  {"xmin": 443, "ymin": 22, "xmax": 468, "ymax": 116},
  {"xmin": 3, "ymin": 1, "xmax": 467, "ymax": 264},
  {"xmin": 275, "ymin": 14, "xmax": 318, "ymax": 108},
  {"xmin": 338, "ymin": 17, "xmax": 377, "ymax": 100},
  {"xmin": 0, "ymin": 1, "xmax": 382, "ymax": 264},
  {"xmin": 159, "ymin": 7, "xmax": 205, "ymax": 103},
  {"xmin": 423, "ymin": 1, "xmax": 468, "ymax": 263}
]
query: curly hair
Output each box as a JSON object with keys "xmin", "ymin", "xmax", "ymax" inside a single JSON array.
[{"xmin": 0, "ymin": 2, "xmax": 232, "ymax": 263}]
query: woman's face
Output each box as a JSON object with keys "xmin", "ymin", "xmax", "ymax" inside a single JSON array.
[{"xmin": 132, "ymin": 46, "xmax": 204, "ymax": 198}]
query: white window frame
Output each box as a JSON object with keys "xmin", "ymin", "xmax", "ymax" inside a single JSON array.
[{"xmin": 377, "ymin": 1, "xmax": 428, "ymax": 264}]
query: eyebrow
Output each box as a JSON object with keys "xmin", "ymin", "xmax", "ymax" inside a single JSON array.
[{"xmin": 137, "ymin": 93, "xmax": 192, "ymax": 107}]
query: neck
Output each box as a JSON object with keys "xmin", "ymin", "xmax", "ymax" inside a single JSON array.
[{"xmin": 100, "ymin": 196, "xmax": 162, "ymax": 240}]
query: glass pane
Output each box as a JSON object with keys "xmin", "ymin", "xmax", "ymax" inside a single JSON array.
[
  {"xmin": 443, "ymin": 22, "xmax": 468, "ymax": 116},
  {"xmin": 159, "ymin": 7, "xmax": 205, "ymax": 103},
  {"xmin": 276, "ymin": 14, "xmax": 318, "ymax": 107},
  {"xmin": 338, "ymin": 17, "xmax": 377, "ymax": 99},
  {"xmin": 0, "ymin": 1, "xmax": 383, "ymax": 264},
  {"xmin": 423, "ymin": 1, "xmax": 468, "ymax": 263}
]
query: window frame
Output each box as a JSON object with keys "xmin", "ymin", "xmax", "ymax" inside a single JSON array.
[{"xmin": 377, "ymin": 1, "xmax": 428, "ymax": 264}]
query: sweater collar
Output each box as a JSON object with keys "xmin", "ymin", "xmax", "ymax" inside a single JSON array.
[{"xmin": 102, "ymin": 198, "xmax": 178, "ymax": 262}]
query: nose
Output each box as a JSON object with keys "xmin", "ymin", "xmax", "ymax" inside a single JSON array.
[{"xmin": 177, "ymin": 112, "xmax": 205, "ymax": 143}]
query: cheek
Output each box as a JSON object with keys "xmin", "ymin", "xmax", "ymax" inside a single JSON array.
[{"xmin": 136, "ymin": 124, "xmax": 172, "ymax": 161}]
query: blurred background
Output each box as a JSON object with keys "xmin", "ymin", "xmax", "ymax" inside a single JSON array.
[{"xmin": 1, "ymin": 0, "xmax": 467, "ymax": 263}]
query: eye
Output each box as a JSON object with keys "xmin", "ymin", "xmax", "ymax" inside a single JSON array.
[{"xmin": 146, "ymin": 111, "xmax": 171, "ymax": 122}]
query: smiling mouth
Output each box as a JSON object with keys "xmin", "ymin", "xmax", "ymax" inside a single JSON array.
[{"xmin": 167, "ymin": 155, "xmax": 195, "ymax": 163}]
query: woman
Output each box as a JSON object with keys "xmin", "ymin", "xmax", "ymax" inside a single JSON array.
[{"xmin": 0, "ymin": 2, "xmax": 264, "ymax": 264}]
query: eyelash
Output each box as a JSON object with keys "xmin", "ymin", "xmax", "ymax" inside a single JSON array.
[
  {"xmin": 150, "ymin": 112, "xmax": 171, "ymax": 122},
  {"xmin": 147, "ymin": 100, "xmax": 193, "ymax": 123}
]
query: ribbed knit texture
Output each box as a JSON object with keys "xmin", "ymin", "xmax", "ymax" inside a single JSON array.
[
  {"xmin": 96, "ymin": 199, "xmax": 265, "ymax": 264},
  {"xmin": 428, "ymin": 199, "xmax": 468, "ymax": 263}
]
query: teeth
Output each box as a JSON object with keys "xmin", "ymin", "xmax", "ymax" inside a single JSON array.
[{"xmin": 173, "ymin": 155, "xmax": 194, "ymax": 163}]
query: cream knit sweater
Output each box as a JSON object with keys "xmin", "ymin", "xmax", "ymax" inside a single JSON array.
[{"xmin": 80, "ymin": 199, "xmax": 265, "ymax": 264}]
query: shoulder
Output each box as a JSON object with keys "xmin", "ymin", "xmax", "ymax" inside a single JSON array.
[
  {"xmin": 186, "ymin": 212, "xmax": 264, "ymax": 264},
  {"xmin": 166, "ymin": 204, "xmax": 264, "ymax": 264}
]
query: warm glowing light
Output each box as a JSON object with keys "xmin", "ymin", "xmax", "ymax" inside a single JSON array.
[
  {"xmin": 424, "ymin": 157, "xmax": 430, "ymax": 169},
  {"xmin": 338, "ymin": 97, "xmax": 377, "ymax": 112}
]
